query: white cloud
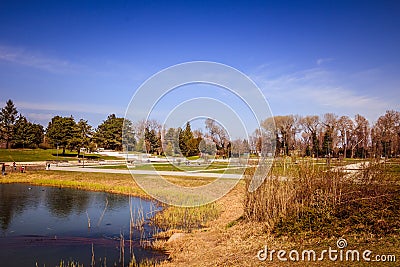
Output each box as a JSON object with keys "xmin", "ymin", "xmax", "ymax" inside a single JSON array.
[
  {"xmin": 16, "ymin": 101, "xmax": 125, "ymax": 116},
  {"xmin": 250, "ymin": 66, "xmax": 395, "ymax": 123},
  {"xmin": 0, "ymin": 45, "xmax": 84, "ymax": 73},
  {"xmin": 316, "ymin": 58, "xmax": 334, "ymax": 65}
]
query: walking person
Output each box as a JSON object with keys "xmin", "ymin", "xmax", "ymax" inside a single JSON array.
[{"xmin": 1, "ymin": 163, "xmax": 5, "ymax": 176}]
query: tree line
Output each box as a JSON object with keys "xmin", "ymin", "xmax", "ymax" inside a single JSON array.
[
  {"xmin": 1, "ymin": 99, "xmax": 399, "ymax": 158},
  {"xmin": 0, "ymin": 100, "xmax": 125, "ymax": 155},
  {"xmin": 258, "ymin": 111, "xmax": 400, "ymax": 158}
]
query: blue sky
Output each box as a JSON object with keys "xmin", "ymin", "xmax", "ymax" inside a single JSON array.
[{"xmin": 0, "ymin": 0, "xmax": 399, "ymax": 130}]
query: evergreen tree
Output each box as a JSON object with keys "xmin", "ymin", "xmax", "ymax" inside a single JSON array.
[
  {"xmin": 13, "ymin": 114, "xmax": 44, "ymax": 148},
  {"xmin": 0, "ymin": 99, "xmax": 18, "ymax": 149},
  {"xmin": 179, "ymin": 122, "xmax": 200, "ymax": 157},
  {"xmin": 30, "ymin": 123, "xmax": 44, "ymax": 147},
  {"xmin": 46, "ymin": 116, "xmax": 76, "ymax": 154},
  {"xmin": 144, "ymin": 127, "xmax": 159, "ymax": 154},
  {"xmin": 68, "ymin": 119, "xmax": 93, "ymax": 154},
  {"xmin": 13, "ymin": 114, "xmax": 29, "ymax": 148},
  {"xmin": 94, "ymin": 114, "xmax": 124, "ymax": 151}
]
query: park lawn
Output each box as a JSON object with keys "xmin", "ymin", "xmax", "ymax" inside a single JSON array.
[
  {"xmin": 148, "ymin": 162, "xmax": 232, "ymax": 172},
  {"xmin": 90, "ymin": 163, "xmax": 248, "ymax": 176},
  {"xmin": 91, "ymin": 158, "xmax": 378, "ymax": 176},
  {"xmin": 93, "ymin": 161, "xmax": 234, "ymax": 171},
  {"xmin": 90, "ymin": 164, "xmax": 130, "ymax": 169},
  {"xmin": 269, "ymin": 157, "xmax": 374, "ymax": 176},
  {"xmin": 89, "ymin": 161, "xmax": 249, "ymax": 176},
  {"xmin": 131, "ymin": 173, "xmax": 218, "ymax": 187},
  {"xmin": 0, "ymin": 170, "xmax": 147, "ymax": 197},
  {"xmin": 206, "ymin": 167, "xmax": 247, "ymax": 174},
  {"xmin": 0, "ymin": 148, "xmax": 119, "ymax": 162}
]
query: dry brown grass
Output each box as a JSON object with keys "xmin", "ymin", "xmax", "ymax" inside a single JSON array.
[
  {"xmin": 244, "ymin": 160, "xmax": 346, "ymax": 223},
  {"xmin": 0, "ymin": 170, "xmax": 147, "ymax": 197},
  {"xmin": 155, "ymin": 160, "xmax": 399, "ymax": 266},
  {"xmin": 163, "ymin": 176, "xmax": 216, "ymax": 187}
]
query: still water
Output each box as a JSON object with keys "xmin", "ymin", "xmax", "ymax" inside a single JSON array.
[{"xmin": 0, "ymin": 183, "xmax": 165, "ymax": 267}]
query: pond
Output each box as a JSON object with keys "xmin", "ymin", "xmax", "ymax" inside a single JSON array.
[{"xmin": 0, "ymin": 183, "xmax": 166, "ymax": 267}]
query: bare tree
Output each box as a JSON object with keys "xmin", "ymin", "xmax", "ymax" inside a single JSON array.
[
  {"xmin": 372, "ymin": 110, "xmax": 400, "ymax": 158},
  {"xmin": 337, "ymin": 116, "xmax": 354, "ymax": 158},
  {"xmin": 249, "ymin": 128, "xmax": 263, "ymax": 155},
  {"xmin": 353, "ymin": 114, "xmax": 370, "ymax": 158},
  {"xmin": 321, "ymin": 113, "xmax": 338, "ymax": 156},
  {"xmin": 300, "ymin": 115, "xmax": 320, "ymax": 157},
  {"xmin": 274, "ymin": 115, "xmax": 296, "ymax": 156},
  {"xmin": 205, "ymin": 118, "xmax": 229, "ymax": 157},
  {"xmin": 133, "ymin": 119, "xmax": 162, "ymax": 152}
]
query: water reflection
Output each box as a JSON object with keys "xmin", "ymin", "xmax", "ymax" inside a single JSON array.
[
  {"xmin": 0, "ymin": 184, "xmax": 31, "ymax": 231},
  {"xmin": 0, "ymin": 183, "xmax": 165, "ymax": 266},
  {"xmin": 45, "ymin": 187, "xmax": 90, "ymax": 218}
]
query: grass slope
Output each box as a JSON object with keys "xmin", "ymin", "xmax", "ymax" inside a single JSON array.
[{"xmin": 0, "ymin": 148, "xmax": 119, "ymax": 162}]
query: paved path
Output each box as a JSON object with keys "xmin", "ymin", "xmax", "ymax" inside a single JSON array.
[
  {"xmin": 50, "ymin": 165, "xmax": 242, "ymax": 179},
  {"xmin": 331, "ymin": 161, "xmax": 370, "ymax": 175},
  {"xmin": 186, "ymin": 166, "xmax": 247, "ymax": 173}
]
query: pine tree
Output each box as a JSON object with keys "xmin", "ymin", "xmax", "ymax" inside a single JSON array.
[
  {"xmin": 93, "ymin": 114, "xmax": 124, "ymax": 151},
  {"xmin": 0, "ymin": 99, "xmax": 18, "ymax": 149},
  {"xmin": 46, "ymin": 116, "xmax": 76, "ymax": 154},
  {"xmin": 13, "ymin": 114, "xmax": 44, "ymax": 148},
  {"xmin": 179, "ymin": 122, "xmax": 200, "ymax": 157}
]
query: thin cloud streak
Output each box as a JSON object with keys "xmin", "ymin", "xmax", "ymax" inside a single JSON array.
[
  {"xmin": 16, "ymin": 101, "xmax": 126, "ymax": 116},
  {"xmin": 316, "ymin": 58, "xmax": 334, "ymax": 65},
  {"xmin": 251, "ymin": 66, "xmax": 393, "ymax": 122},
  {"xmin": 0, "ymin": 45, "xmax": 84, "ymax": 74}
]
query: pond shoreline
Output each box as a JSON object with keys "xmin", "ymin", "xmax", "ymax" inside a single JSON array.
[
  {"xmin": 0, "ymin": 170, "xmax": 228, "ymax": 266},
  {"xmin": 0, "ymin": 170, "xmax": 150, "ymax": 199},
  {"xmin": 0, "ymin": 182, "xmax": 169, "ymax": 267}
]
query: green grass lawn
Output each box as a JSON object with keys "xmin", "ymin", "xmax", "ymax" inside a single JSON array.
[
  {"xmin": 92, "ymin": 161, "xmax": 243, "ymax": 172},
  {"xmin": 89, "ymin": 156, "xmax": 390, "ymax": 177},
  {"xmin": 0, "ymin": 148, "xmax": 119, "ymax": 162}
]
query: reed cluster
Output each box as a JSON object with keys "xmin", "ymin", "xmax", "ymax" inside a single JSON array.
[
  {"xmin": 151, "ymin": 203, "xmax": 219, "ymax": 232},
  {"xmin": 244, "ymin": 158, "xmax": 400, "ymax": 237}
]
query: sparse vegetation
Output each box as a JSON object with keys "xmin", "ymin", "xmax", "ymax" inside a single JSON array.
[
  {"xmin": 244, "ymin": 158, "xmax": 400, "ymax": 239},
  {"xmin": 152, "ymin": 203, "xmax": 220, "ymax": 232}
]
